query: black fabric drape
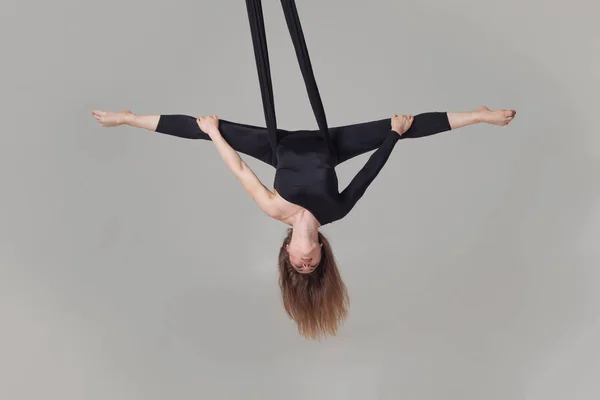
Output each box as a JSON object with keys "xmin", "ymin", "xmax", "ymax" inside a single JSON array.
[
  {"xmin": 244, "ymin": 0, "xmax": 279, "ymax": 162},
  {"xmin": 245, "ymin": 0, "xmax": 336, "ymax": 162}
]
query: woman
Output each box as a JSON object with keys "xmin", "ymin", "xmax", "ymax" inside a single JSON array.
[{"xmin": 92, "ymin": 106, "xmax": 515, "ymax": 338}]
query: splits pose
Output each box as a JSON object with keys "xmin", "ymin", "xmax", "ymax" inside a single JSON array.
[{"xmin": 92, "ymin": 0, "xmax": 515, "ymax": 339}]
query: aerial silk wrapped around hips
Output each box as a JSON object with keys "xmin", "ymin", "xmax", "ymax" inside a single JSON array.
[{"xmin": 244, "ymin": 0, "xmax": 337, "ymax": 162}]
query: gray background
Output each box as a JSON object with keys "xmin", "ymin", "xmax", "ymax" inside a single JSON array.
[{"xmin": 1, "ymin": 0, "xmax": 599, "ymax": 399}]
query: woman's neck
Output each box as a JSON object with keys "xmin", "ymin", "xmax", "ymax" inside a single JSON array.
[{"xmin": 292, "ymin": 210, "xmax": 320, "ymax": 242}]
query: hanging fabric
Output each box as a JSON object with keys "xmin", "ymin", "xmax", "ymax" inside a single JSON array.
[
  {"xmin": 244, "ymin": 0, "xmax": 336, "ymax": 162},
  {"xmin": 244, "ymin": 0, "xmax": 278, "ymax": 161}
]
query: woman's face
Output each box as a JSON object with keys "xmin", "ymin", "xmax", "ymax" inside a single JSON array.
[{"xmin": 286, "ymin": 240, "xmax": 323, "ymax": 274}]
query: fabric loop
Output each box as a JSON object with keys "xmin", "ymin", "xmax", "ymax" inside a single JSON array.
[{"xmin": 245, "ymin": 0, "xmax": 337, "ymax": 162}]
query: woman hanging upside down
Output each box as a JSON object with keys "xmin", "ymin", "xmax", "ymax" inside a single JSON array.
[
  {"xmin": 91, "ymin": 107, "xmax": 516, "ymax": 338},
  {"xmin": 92, "ymin": 0, "xmax": 516, "ymax": 339}
]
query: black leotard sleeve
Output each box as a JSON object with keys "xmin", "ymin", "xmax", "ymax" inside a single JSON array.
[{"xmin": 337, "ymin": 130, "xmax": 400, "ymax": 219}]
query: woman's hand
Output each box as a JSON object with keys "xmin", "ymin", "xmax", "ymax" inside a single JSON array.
[
  {"xmin": 391, "ymin": 114, "xmax": 414, "ymax": 136},
  {"xmin": 196, "ymin": 115, "xmax": 220, "ymax": 137}
]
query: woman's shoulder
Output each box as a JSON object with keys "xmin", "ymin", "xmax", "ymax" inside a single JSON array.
[{"xmin": 270, "ymin": 190, "xmax": 302, "ymax": 224}]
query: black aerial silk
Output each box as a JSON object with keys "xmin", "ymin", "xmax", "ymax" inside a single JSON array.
[{"xmin": 244, "ymin": 0, "xmax": 336, "ymax": 162}]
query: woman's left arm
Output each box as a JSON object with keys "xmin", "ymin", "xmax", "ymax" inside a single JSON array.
[{"xmin": 198, "ymin": 116, "xmax": 282, "ymax": 219}]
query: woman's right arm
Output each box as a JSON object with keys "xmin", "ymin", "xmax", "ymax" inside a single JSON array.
[{"xmin": 338, "ymin": 115, "xmax": 414, "ymax": 219}]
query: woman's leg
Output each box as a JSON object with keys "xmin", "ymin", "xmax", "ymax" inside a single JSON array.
[
  {"xmin": 331, "ymin": 106, "xmax": 516, "ymax": 165},
  {"xmin": 92, "ymin": 110, "xmax": 277, "ymax": 166},
  {"xmin": 331, "ymin": 111, "xmax": 451, "ymax": 165}
]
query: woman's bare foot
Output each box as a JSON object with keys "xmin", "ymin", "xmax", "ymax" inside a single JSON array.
[
  {"xmin": 92, "ymin": 109, "xmax": 134, "ymax": 127},
  {"xmin": 476, "ymin": 106, "xmax": 516, "ymax": 126}
]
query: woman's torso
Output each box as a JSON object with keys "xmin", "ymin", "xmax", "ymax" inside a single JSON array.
[{"xmin": 273, "ymin": 130, "xmax": 340, "ymax": 225}]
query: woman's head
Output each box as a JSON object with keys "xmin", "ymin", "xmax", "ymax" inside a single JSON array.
[
  {"xmin": 278, "ymin": 228, "xmax": 349, "ymax": 339},
  {"xmin": 284, "ymin": 231, "xmax": 323, "ymax": 274}
]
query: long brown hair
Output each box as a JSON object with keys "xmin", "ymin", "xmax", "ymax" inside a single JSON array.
[{"xmin": 278, "ymin": 228, "xmax": 349, "ymax": 339}]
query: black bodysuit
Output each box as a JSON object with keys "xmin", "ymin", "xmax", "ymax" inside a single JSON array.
[
  {"xmin": 154, "ymin": 0, "xmax": 452, "ymax": 225},
  {"xmin": 155, "ymin": 112, "xmax": 451, "ymax": 225}
]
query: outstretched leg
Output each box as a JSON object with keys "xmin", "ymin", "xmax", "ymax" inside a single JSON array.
[
  {"xmin": 331, "ymin": 111, "xmax": 451, "ymax": 165},
  {"xmin": 331, "ymin": 107, "xmax": 516, "ymax": 165},
  {"xmin": 92, "ymin": 110, "xmax": 278, "ymax": 166}
]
